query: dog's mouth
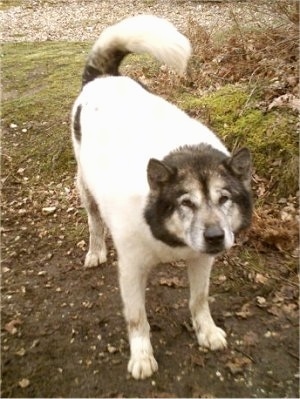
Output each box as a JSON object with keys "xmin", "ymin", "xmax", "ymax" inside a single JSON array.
[{"xmin": 203, "ymin": 245, "xmax": 225, "ymax": 255}]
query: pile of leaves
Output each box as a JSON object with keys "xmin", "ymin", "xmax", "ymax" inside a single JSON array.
[{"xmin": 186, "ymin": 0, "xmax": 299, "ymax": 103}]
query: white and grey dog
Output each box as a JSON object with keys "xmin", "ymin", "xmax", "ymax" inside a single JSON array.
[{"xmin": 71, "ymin": 15, "xmax": 252, "ymax": 380}]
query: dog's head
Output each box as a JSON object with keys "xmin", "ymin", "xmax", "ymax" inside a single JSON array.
[{"xmin": 144, "ymin": 145, "xmax": 252, "ymax": 255}]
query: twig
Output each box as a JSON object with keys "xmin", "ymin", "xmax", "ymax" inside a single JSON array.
[
  {"xmin": 286, "ymin": 350, "xmax": 299, "ymax": 361},
  {"xmin": 234, "ymin": 347, "xmax": 256, "ymax": 363}
]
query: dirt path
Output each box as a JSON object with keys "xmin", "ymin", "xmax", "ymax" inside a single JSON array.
[{"xmin": 1, "ymin": 205, "xmax": 299, "ymax": 397}]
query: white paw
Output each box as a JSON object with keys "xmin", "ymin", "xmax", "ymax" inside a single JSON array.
[
  {"xmin": 128, "ymin": 353, "xmax": 158, "ymax": 380},
  {"xmin": 197, "ymin": 325, "xmax": 227, "ymax": 350},
  {"xmin": 84, "ymin": 249, "xmax": 107, "ymax": 268}
]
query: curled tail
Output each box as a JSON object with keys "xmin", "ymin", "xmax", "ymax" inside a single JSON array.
[{"xmin": 82, "ymin": 15, "xmax": 191, "ymax": 86}]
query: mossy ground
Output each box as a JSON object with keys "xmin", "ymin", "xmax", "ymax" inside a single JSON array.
[
  {"xmin": 0, "ymin": 0, "xmax": 22, "ymax": 9},
  {"xmin": 2, "ymin": 42, "xmax": 90, "ymax": 181}
]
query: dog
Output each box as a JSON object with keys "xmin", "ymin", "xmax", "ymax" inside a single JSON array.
[{"xmin": 71, "ymin": 15, "xmax": 252, "ymax": 380}]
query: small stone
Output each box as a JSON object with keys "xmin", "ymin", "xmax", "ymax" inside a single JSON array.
[{"xmin": 107, "ymin": 344, "xmax": 117, "ymax": 354}]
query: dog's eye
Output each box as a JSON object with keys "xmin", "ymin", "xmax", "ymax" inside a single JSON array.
[
  {"xmin": 181, "ymin": 199, "xmax": 196, "ymax": 209},
  {"xmin": 165, "ymin": 204, "xmax": 174, "ymax": 213},
  {"xmin": 219, "ymin": 195, "xmax": 230, "ymax": 205}
]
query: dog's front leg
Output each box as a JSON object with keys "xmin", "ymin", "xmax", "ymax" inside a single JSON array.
[
  {"xmin": 187, "ymin": 255, "xmax": 227, "ymax": 350},
  {"xmin": 119, "ymin": 260, "xmax": 158, "ymax": 379}
]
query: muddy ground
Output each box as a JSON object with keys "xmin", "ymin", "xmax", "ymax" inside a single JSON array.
[{"xmin": 1, "ymin": 169, "xmax": 299, "ymax": 398}]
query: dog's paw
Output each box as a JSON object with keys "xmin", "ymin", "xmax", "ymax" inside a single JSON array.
[
  {"xmin": 84, "ymin": 249, "xmax": 107, "ymax": 268},
  {"xmin": 128, "ymin": 354, "xmax": 158, "ymax": 380},
  {"xmin": 197, "ymin": 325, "xmax": 227, "ymax": 351}
]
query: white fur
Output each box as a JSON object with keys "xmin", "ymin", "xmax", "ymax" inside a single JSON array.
[
  {"xmin": 91, "ymin": 14, "xmax": 192, "ymax": 75},
  {"xmin": 72, "ymin": 16, "xmax": 229, "ymax": 379}
]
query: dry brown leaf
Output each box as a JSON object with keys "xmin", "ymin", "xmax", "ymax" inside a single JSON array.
[
  {"xmin": 226, "ymin": 356, "xmax": 252, "ymax": 375},
  {"xmin": 159, "ymin": 276, "xmax": 186, "ymax": 288},
  {"xmin": 15, "ymin": 348, "xmax": 26, "ymax": 357},
  {"xmin": 256, "ymin": 296, "xmax": 267, "ymax": 307},
  {"xmin": 236, "ymin": 303, "xmax": 253, "ymax": 319},
  {"xmin": 18, "ymin": 378, "xmax": 30, "ymax": 388},
  {"xmin": 5, "ymin": 318, "xmax": 22, "ymax": 335},
  {"xmin": 267, "ymin": 305, "xmax": 282, "ymax": 317},
  {"xmin": 268, "ymin": 94, "xmax": 300, "ymax": 112},
  {"xmin": 42, "ymin": 206, "xmax": 57, "ymax": 215},
  {"xmin": 254, "ymin": 273, "xmax": 268, "ymax": 285}
]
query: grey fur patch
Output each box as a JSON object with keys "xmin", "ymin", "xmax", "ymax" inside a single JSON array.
[
  {"xmin": 82, "ymin": 49, "xmax": 129, "ymax": 86},
  {"xmin": 73, "ymin": 104, "xmax": 82, "ymax": 143}
]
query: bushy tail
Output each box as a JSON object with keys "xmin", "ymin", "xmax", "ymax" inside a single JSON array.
[{"xmin": 82, "ymin": 15, "xmax": 191, "ymax": 86}]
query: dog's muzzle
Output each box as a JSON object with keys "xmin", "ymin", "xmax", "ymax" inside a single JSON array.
[{"xmin": 204, "ymin": 225, "xmax": 225, "ymax": 254}]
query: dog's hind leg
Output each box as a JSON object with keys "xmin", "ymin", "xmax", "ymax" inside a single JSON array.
[
  {"xmin": 77, "ymin": 172, "xmax": 107, "ymax": 267},
  {"xmin": 187, "ymin": 255, "xmax": 227, "ymax": 350},
  {"xmin": 118, "ymin": 257, "xmax": 158, "ymax": 379}
]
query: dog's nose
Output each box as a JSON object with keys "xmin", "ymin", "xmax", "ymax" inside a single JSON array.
[{"xmin": 204, "ymin": 226, "xmax": 225, "ymax": 244}]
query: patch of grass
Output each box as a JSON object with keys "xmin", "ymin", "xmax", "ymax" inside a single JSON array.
[
  {"xmin": 2, "ymin": 42, "xmax": 90, "ymax": 181},
  {"xmin": 0, "ymin": 0, "xmax": 73, "ymax": 10},
  {"xmin": 0, "ymin": 0, "xmax": 22, "ymax": 10}
]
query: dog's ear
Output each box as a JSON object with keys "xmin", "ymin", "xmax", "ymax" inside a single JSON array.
[
  {"xmin": 147, "ymin": 158, "xmax": 176, "ymax": 190},
  {"xmin": 226, "ymin": 147, "xmax": 252, "ymax": 182}
]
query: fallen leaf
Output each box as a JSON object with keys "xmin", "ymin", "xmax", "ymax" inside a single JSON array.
[
  {"xmin": 254, "ymin": 273, "xmax": 268, "ymax": 285},
  {"xmin": 268, "ymin": 93, "xmax": 300, "ymax": 112},
  {"xmin": 76, "ymin": 240, "xmax": 86, "ymax": 249},
  {"xmin": 256, "ymin": 296, "xmax": 267, "ymax": 307},
  {"xmin": 5, "ymin": 318, "xmax": 22, "ymax": 335},
  {"xmin": 42, "ymin": 206, "xmax": 57, "ymax": 215},
  {"xmin": 15, "ymin": 348, "xmax": 26, "ymax": 357},
  {"xmin": 235, "ymin": 303, "xmax": 253, "ymax": 319},
  {"xmin": 226, "ymin": 356, "xmax": 252, "ymax": 375},
  {"xmin": 159, "ymin": 276, "xmax": 186, "ymax": 288},
  {"xmin": 18, "ymin": 378, "xmax": 30, "ymax": 388}
]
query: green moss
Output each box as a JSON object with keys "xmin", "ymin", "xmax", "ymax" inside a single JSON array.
[
  {"xmin": 0, "ymin": 0, "xmax": 22, "ymax": 10},
  {"xmin": 2, "ymin": 42, "xmax": 90, "ymax": 180},
  {"xmin": 177, "ymin": 85, "xmax": 298, "ymax": 196}
]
